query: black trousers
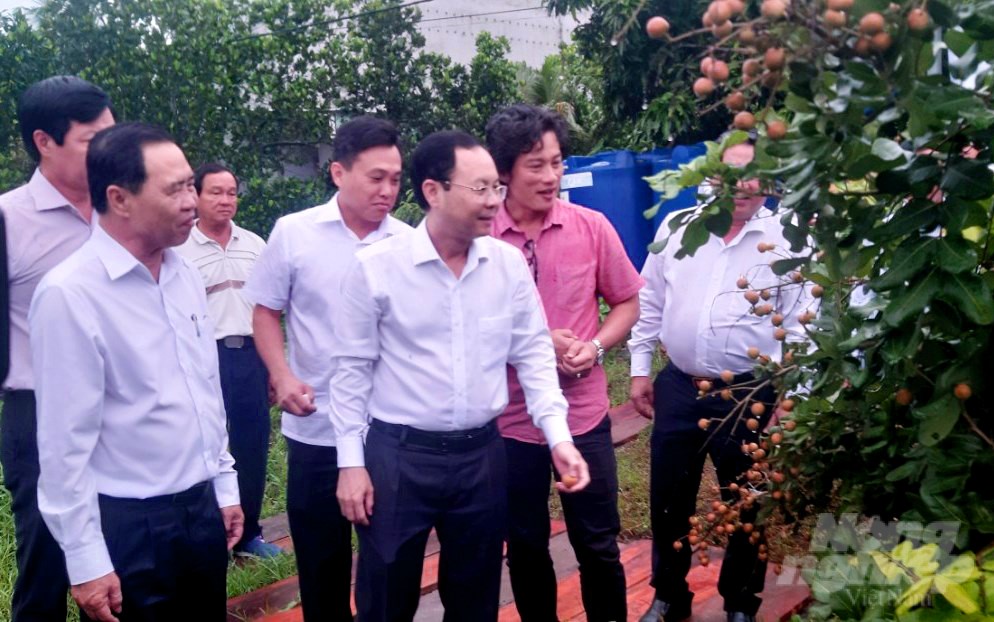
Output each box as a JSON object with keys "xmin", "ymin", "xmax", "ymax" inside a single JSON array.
[
  {"xmin": 286, "ymin": 439, "xmax": 354, "ymax": 622},
  {"xmin": 216, "ymin": 337, "xmax": 270, "ymax": 546},
  {"xmin": 355, "ymin": 419, "xmax": 507, "ymax": 622},
  {"xmin": 0, "ymin": 390, "xmax": 71, "ymax": 621},
  {"xmin": 504, "ymin": 415, "xmax": 626, "ymax": 622},
  {"xmin": 80, "ymin": 482, "xmax": 228, "ymax": 621},
  {"xmin": 649, "ymin": 365, "xmax": 773, "ymax": 615}
]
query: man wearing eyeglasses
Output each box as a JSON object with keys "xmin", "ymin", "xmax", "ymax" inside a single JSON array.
[
  {"xmin": 330, "ymin": 130, "xmax": 591, "ymax": 621},
  {"xmin": 175, "ymin": 163, "xmax": 279, "ymax": 560},
  {"xmin": 485, "ymin": 104, "xmax": 642, "ymax": 622}
]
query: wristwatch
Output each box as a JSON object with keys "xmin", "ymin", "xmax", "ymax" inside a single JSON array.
[{"xmin": 591, "ymin": 338, "xmax": 605, "ymax": 366}]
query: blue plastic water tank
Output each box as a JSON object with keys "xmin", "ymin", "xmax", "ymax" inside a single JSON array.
[
  {"xmin": 640, "ymin": 143, "xmax": 707, "ymax": 235},
  {"xmin": 561, "ymin": 150, "xmax": 655, "ymax": 269}
]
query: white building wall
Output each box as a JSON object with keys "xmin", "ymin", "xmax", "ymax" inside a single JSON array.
[{"xmin": 416, "ymin": 1, "xmax": 584, "ymax": 67}]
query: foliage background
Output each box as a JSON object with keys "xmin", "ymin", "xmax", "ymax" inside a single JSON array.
[{"xmin": 0, "ymin": 0, "xmax": 523, "ymax": 237}]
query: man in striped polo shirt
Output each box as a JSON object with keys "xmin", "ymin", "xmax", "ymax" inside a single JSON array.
[{"xmin": 176, "ymin": 162, "xmax": 279, "ymax": 558}]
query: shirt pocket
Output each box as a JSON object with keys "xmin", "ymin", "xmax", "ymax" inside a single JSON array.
[
  {"xmin": 478, "ymin": 315, "xmax": 512, "ymax": 371},
  {"xmin": 555, "ymin": 261, "xmax": 596, "ymax": 310},
  {"xmin": 195, "ymin": 313, "xmax": 220, "ymax": 379}
]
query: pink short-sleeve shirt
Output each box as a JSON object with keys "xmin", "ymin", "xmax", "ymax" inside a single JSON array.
[{"xmin": 492, "ymin": 198, "xmax": 644, "ymax": 443}]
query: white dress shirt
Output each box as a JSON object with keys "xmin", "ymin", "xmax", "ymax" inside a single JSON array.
[
  {"xmin": 1, "ymin": 169, "xmax": 95, "ymax": 390},
  {"xmin": 175, "ymin": 221, "xmax": 266, "ymax": 339},
  {"xmin": 629, "ymin": 206, "xmax": 812, "ymax": 377},
  {"xmin": 30, "ymin": 225, "xmax": 239, "ymax": 585},
  {"xmin": 329, "ymin": 222, "xmax": 573, "ymax": 468},
  {"xmin": 242, "ymin": 195, "xmax": 412, "ymax": 446}
]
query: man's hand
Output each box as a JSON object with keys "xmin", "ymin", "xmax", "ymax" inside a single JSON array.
[
  {"xmin": 271, "ymin": 373, "xmax": 317, "ymax": 416},
  {"xmin": 72, "ymin": 572, "xmax": 123, "ymax": 622},
  {"xmin": 551, "ymin": 442, "xmax": 591, "ymax": 494},
  {"xmin": 221, "ymin": 505, "xmax": 245, "ymax": 551},
  {"xmin": 337, "ymin": 467, "xmax": 375, "ymax": 526},
  {"xmin": 631, "ymin": 376, "xmax": 655, "ymax": 419},
  {"xmin": 550, "ymin": 328, "xmax": 577, "ymax": 364},
  {"xmin": 560, "ymin": 340, "xmax": 597, "ymax": 376}
]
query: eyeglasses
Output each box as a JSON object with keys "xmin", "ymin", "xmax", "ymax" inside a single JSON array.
[
  {"xmin": 522, "ymin": 239, "xmax": 538, "ymax": 283},
  {"xmin": 441, "ymin": 180, "xmax": 508, "ymax": 201}
]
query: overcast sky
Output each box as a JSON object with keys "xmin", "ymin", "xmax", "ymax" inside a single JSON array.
[{"xmin": 0, "ymin": 0, "xmax": 37, "ymax": 13}]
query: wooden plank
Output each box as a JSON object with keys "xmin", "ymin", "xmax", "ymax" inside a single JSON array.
[
  {"xmin": 227, "ymin": 576, "xmax": 300, "ymax": 621},
  {"xmin": 609, "ymin": 401, "xmax": 650, "ymax": 447},
  {"xmin": 259, "ymin": 514, "xmax": 291, "ymax": 543}
]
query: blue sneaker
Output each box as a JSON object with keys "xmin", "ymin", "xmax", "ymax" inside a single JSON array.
[{"xmin": 234, "ymin": 536, "xmax": 283, "ymax": 559}]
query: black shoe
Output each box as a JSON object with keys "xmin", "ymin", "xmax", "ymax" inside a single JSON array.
[
  {"xmin": 727, "ymin": 612, "xmax": 756, "ymax": 622},
  {"xmin": 639, "ymin": 599, "xmax": 692, "ymax": 622}
]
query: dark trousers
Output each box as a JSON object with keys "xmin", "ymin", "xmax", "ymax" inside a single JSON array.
[
  {"xmin": 286, "ymin": 439, "xmax": 354, "ymax": 622},
  {"xmin": 355, "ymin": 419, "xmax": 507, "ymax": 622},
  {"xmin": 504, "ymin": 415, "xmax": 626, "ymax": 622},
  {"xmin": 649, "ymin": 365, "xmax": 773, "ymax": 615},
  {"xmin": 216, "ymin": 337, "xmax": 270, "ymax": 546},
  {"xmin": 0, "ymin": 390, "xmax": 71, "ymax": 621},
  {"xmin": 80, "ymin": 482, "xmax": 228, "ymax": 621}
]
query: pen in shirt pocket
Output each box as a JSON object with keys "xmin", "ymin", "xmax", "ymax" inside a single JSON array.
[{"xmin": 191, "ymin": 313, "xmax": 201, "ymax": 337}]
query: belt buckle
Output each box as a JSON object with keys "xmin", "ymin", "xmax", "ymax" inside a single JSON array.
[{"xmin": 224, "ymin": 336, "xmax": 245, "ymax": 348}]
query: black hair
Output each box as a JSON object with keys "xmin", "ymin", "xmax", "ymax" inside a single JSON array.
[
  {"xmin": 410, "ymin": 131, "xmax": 483, "ymax": 210},
  {"xmin": 17, "ymin": 75, "xmax": 112, "ymax": 162},
  {"xmin": 87, "ymin": 123, "xmax": 175, "ymax": 214},
  {"xmin": 333, "ymin": 116, "xmax": 401, "ymax": 168},
  {"xmin": 194, "ymin": 162, "xmax": 238, "ymax": 194},
  {"xmin": 484, "ymin": 104, "xmax": 569, "ymax": 176}
]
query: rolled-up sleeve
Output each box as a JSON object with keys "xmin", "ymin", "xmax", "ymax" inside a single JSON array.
[
  {"xmin": 30, "ymin": 283, "xmax": 113, "ymax": 585},
  {"xmin": 329, "ymin": 260, "xmax": 380, "ymax": 468}
]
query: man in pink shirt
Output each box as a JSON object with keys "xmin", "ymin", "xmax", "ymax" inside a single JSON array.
[{"xmin": 486, "ymin": 104, "xmax": 643, "ymax": 621}]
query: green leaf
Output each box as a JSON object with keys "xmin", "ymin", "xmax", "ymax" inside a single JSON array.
[
  {"xmin": 941, "ymin": 160, "xmax": 994, "ymax": 201},
  {"xmin": 675, "ymin": 220, "xmax": 710, "ymax": 258},
  {"xmin": 935, "ymin": 236, "xmax": 978, "ymax": 274},
  {"xmin": 883, "ymin": 269, "xmax": 941, "ymax": 326},
  {"xmin": 885, "ymin": 461, "xmax": 921, "ymax": 482},
  {"xmin": 943, "ymin": 30, "xmax": 973, "ymax": 56},
  {"xmin": 897, "ymin": 576, "xmax": 933, "ymax": 614},
  {"xmin": 869, "ymin": 239, "xmax": 934, "ymax": 290},
  {"xmin": 934, "ymin": 576, "xmax": 980, "ymax": 614},
  {"xmin": 916, "ymin": 394, "xmax": 961, "ymax": 446},
  {"xmin": 770, "ymin": 257, "xmax": 809, "ymax": 276},
  {"xmin": 940, "ymin": 273, "xmax": 994, "ymax": 325},
  {"xmin": 871, "ymin": 138, "xmax": 907, "ymax": 162},
  {"xmin": 938, "ymin": 554, "xmax": 981, "ymax": 583}
]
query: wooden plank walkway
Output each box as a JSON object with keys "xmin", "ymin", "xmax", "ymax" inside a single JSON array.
[{"xmin": 227, "ymin": 403, "xmax": 810, "ymax": 621}]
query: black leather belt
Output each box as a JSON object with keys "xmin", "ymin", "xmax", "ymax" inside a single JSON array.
[
  {"xmin": 218, "ymin": 335, "xmax": 253, "ymax": 349},
  {"xmin": 370, "ymin": 418, "xmax": 498, "ymax": 453}
]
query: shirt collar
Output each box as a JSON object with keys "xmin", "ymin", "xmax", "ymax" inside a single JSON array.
[
  {"xmin": 315, "ymin": 194, "xmax": 345, "ymax": 224},
  {"xmin": 92, "ymin": 224, "xmax": 180, "ymax": 284},
  {"xmin": 27, "ymin": 168, "xmax": 74, "ymax": 212},
  {"xmin": 316, "ymin": 193, "xmax": 403, "ymax": 242},
  {"xmin": 493, "ymin": 198, "xmax": 566, "ymax": 236},
  {"xmin": 411, "ymin": 220, "xmax": 490, "ymax": 270},
  {"xmin": 189, "ymin": 221, "xmax": 242, "ymax": 245}
]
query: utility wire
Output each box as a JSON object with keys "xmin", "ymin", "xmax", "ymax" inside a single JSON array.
[
  {"xmin": 417, "ymin": 6, "xmax": 546, "ymax": 24},
  {"xmin": 229, "ymin": 0, "xmax": 433, "ymax": 42}
]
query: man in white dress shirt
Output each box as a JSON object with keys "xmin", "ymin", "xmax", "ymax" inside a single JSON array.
[
  {"xmin": 30, "ymin": 123, "xmax": 243, "ymax": 621},
  {"xmin": 630, "ymin": 139, "xmax": 809, "ymax": 622},
  {"xmin": 244, "ymin": 116, "xmax": 410, "ymax": 621},
  {"xmin": 330, "ymin": 130, "xmax": 591, "ymax": 621},
  {"xmin": 1, "ymin": 75, "xmax": 114, "ymax": 621},
  {"xmin": 176, "ymin": 163, "xmax": 279, "ymax": 559}
]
